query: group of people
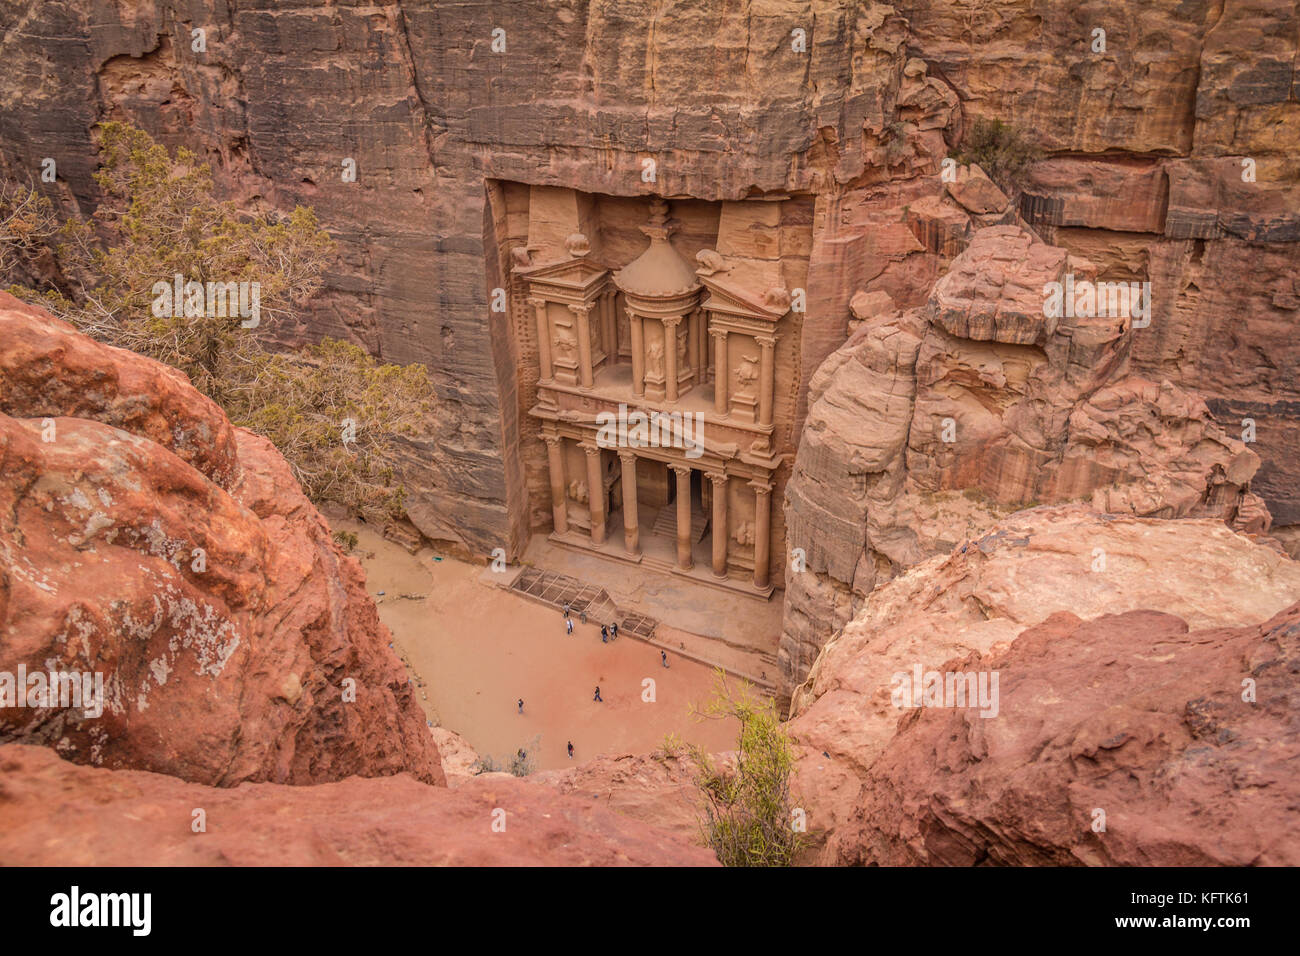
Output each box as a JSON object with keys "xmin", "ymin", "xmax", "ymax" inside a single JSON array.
[
  {"xmin": 561, "ymin": 602, "xmax": 618, "ymax": 643},
  {"xmin": 512, "ymin": 603, "xmax": 673, "ymax": 765}
]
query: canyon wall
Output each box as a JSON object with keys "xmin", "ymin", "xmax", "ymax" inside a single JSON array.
[
  {"xmin": 0, "ymin": 0, "xmax": 960, "ymax": 559},
  {"xmin": 779, "ymin": 221, "xmax": 1274, "ymax": 696},
  {"xmin": 3, "ymin": 0, "xmax": 1292, "ymax": 572}
]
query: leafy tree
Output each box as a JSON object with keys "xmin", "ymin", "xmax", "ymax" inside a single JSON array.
[
  {"xmin": 688, "ymin": 670, "xmax": 803, "ymax": 866},
  {"xmin": 4, "ymin": 122, "xmax": 431, "ymax": 523}
]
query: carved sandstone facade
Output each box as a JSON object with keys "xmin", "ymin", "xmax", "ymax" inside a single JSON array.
[{"xmin": 506, "ymin": 189, "xmax": 807, "ymax": 597}]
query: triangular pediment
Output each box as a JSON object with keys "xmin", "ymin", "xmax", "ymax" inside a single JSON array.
[
  {"xmin": 516, "ymin": 256, "xmax": 610, "ymax": 290},
  {"xmin": 697, "ymin": 274, "xmax": 784, "ymax": 321}
]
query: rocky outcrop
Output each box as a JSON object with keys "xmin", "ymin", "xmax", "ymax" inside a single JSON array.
[
  {"xmin": 786, "ymin": 506, "xmax": 1300, "ymax": 865},
  {"xmin": 785, "ymin": 509, "xmax": 1300, "ymax": 868},
  {"xmin": 780, "ymin": 225, "xmax": 1272, "ymax": 696},
  {"xmin": 0, "ymin": 294, "xmax": 443, "ymax": 787},
  {"xmin": 533, "ymin": 750, "xmax": 709, "ymax": 844},
  {"xmin": 0, "ymin": 744, "xmax": 715, "ymax": 866},
  {"xmin": 850, "ymin": 601, "xmax": 1300, "ymax": 866}
]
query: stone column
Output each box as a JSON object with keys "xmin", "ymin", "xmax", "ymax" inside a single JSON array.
[
  {"xmin": 618, "ymin": 450, "xmax": 640, "ymax": 556},
  {"xmin": 528, "ymin": 297, "xmax": 553, "ymax": 381},
  {"xmin": 543, "ymin": 433, "xmax": 567, "ymax": 534},
  {"xmin": 757, "ymin": 334, "xmax": 777, "ymax": 427},
  {"xmin": 689, "ymin": 309, "xmax": 702, "ymax": 380},
  {"xmin": 571, "ymin": 304, "xmax": 594, "ymax": 389},
  {"xmin": 750, "ymin": 478, "xmax": 773, "ymax": 589},
  {"xmin": 629, "ymin": 309, "xmax": 646, "ymax": 396},
  {"xmin": 707, "ymin": 471, "xmax": 728, "ymax": 577},
  {"xmin": 711, "ymin": 328, "xmax": 728, "ymax": 415},
  {"xmin": 602, "ymin": 290, "xmax": 617, "ymax": 362},
  {"xmin": 663, "ymin": 315, "xmax": 682, "ymax": 402},
  {"xmin": 583, "ymin": 443, "xmax": 606, "ymax": 545},
  {"xmin": 672, "ymin": 464, "xmax": 693, "ymax": 570}
]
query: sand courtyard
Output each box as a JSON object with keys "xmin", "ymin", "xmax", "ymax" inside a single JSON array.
[{"xmin": 335, "ymin": 523, "xmax": 785, "ymax": 771}]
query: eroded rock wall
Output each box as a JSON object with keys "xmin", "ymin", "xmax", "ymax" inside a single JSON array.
[
  {"xmin": 780, "ymin": 223, "xmax": 1272, "ymax": 696},
  {"xmin": 786, "ymin": 506, "xmax": 1300, "ymax": 865},
  {"xmin": 0, "ymin": 0, "xmax": 964, "ymax": 559}
]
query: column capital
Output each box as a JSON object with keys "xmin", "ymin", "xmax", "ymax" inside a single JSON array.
[
  {"xmin": 670, "ymin": 463, "xmax": 693, "ymax": 480},
  {"xmin": 541, "ymin": 433, "xmax": 563, "ymax": 449},
  {"xmin": 662, "ymin": 313, "xmax": 684, "ymax": 329},
  {"xmin": 526, "ymin": 296, "xmax": 548, "ymax": 310},
  {"xmin": 579, "ymin": 441, "xmax": 603, "ymax": 457},
  {"xmin": 748, "ymin": 477, "xmax": 774, "ymax": 495},
  {"xmin": 709, "ymin": 327, "xmax": 729, "ymax": 341},
  {"xmin": 568, "ymin": 302, "xmax": 593, "ymax": 317},
  {"xmin": 616, "ymin": 449, "xmax": 639, "ymax": 465},
  {"xmin": 705, "ymin": 470, "xmax": 728, "ymax": 488},
  {"xmin": 755, "ymin": 333, "xmax": 778, "ymax": 349}
]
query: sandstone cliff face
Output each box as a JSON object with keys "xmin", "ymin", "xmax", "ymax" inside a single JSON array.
[
  {"xmin": 786, "ymin": 506, "xmax": 1300, "ymax": 865},
  {"xmin": 780, "ymin": 224, "xmax": 1271, "ymax": 695},
  {"xmin": 0, "ymin": 294, "xmax": 443, "ymax": 786},
  {"xmin": 1, "ymin": 1, "xmax": 1293, "ymax": 569},
  {"xmin": 0, "ymin": 744, "xmax": 715, "ymax": 866},
  {"xmin": 0, "ymin": 0, "xmax": 965, "ymax": 558}
]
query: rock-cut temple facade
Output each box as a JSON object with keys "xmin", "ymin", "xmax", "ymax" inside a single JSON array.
[{"xmin": 499, "ymin": 186, "xmax": 811, "ymax": 598}]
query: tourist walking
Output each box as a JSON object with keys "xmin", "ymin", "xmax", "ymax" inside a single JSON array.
[
  {"xmin": 517, "ymin": 698, "xmax": 524, "ymax": 713},
  {"xmin": 661, "ymin": 650, "xmax": 669, "ymax": 668},
  {"xmin": 610, "ymin": 622, "xmax": 618, "ymax": 640},
  {"xmin": 566, "ymin": 618, "xmax": 574, "ymax": 635},
  {"xmin": 562, "ymin": 602, "xmax": 571, "ymax": 619},
  {"xmin": 601, "ymin": 625, "xmax": 608, "ymax": 643},
  {"xmin": 567, "ymin": 741, "xmax": 574, "ymax": 759},
  {"xmin": 580, "ymin": 608, "xmax": 587, "ymax": 624},
  {"xmin": 593, "ymin": 686, "xmax": 602, "ymax": 702}
]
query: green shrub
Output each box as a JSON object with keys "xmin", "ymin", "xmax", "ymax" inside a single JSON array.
[
  {"xmin": 951, "ymin": 118, "xmax": 1043, "ymax": 193},
  {"xmin": 688, "ymin": 670, "xmax": 803, "ymax": 867},
  {"xmin": 3, "ymin": 122, "xmax": 433, "ymax": 524}
]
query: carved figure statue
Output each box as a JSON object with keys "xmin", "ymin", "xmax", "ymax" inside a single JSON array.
[
  {"xmin": 646, "ymin": 339, "xmax": 664, "ymax": 378},
  {"xmin": 736, "ymin": 351, "xmax": 759, "ymax": 387},
  {"xmin": 696, "ymin": 248, "xmax": 730, "ymax": 275},
  {"xmin": 565, "ymin": 232, "xmax": 590, "ymax": 258},
  {"xmin": 763, "ymin": 286, "xmax": 791, "ymax": 311},
  {"xmin": 568, "ymin": 479, "xmax": 588, "ymax": 504},
  {"xmin": 554, "ymin": 324, "xmax": 577, "ymax": 360},
  {"xmin": 733, "ymin": 520, "xmax": 755, "ymax": 547}
]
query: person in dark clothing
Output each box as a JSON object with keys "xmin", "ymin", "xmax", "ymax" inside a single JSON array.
[
  {"xmin": 566, "ymin": 618, "xmax": 574, "ymax": 635},
  {"xmin": 517, "ymin": 698, "xmax": 524, "ymax": 713},
  {"xmin": 567, "ymin": 741, "xmax": 574, "ymax": 759},
  {"xmin": 610, "ymin": 622, "xmax": 618, "ymax": 640},
  {"xmin": 593, "ymin": 686, "xmax": 602, "ymax": 702},
  {"xmin": 661, "ymin": 650, "xmax": 669, "ymax": 668},
  {"xmin": 601, "ymin": 625, "xmax": 608, "ymax": 643}
]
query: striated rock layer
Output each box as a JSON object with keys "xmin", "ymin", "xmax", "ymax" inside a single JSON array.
[
  {"xmin": 786, "ymin": 506, "xmax": 1300, "ymax": 865},
  {"xmin": 0, "ymin": 294, "xmax": 443, "ymax": 786},
  {"xmin": 0, "ymin": 744, "xmax": 715, "ymax": 866}
]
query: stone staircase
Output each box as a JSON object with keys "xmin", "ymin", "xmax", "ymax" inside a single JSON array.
[{"xmin": 649, "ymin": 505, "xmax": 708, "ymax": 544}]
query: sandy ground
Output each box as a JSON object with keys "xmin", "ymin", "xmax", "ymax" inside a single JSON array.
[{"xmin": 335, "ymin": 522, "xmax": 739, "ymax": 771}]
